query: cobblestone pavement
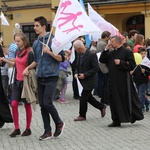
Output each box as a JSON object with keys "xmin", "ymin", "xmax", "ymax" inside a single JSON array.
[{"xmin": 1, "ymin": 76, "xmax": 150, "ymax": 150}]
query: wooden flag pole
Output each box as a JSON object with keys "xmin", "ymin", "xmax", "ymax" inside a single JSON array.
[
  {"xmin": 46, "ymin": 26, "xmax": 54, "ymax": 46},
  {"xmin": 41, "ymin": 26, "xmax": 54, "ymax": 56}
]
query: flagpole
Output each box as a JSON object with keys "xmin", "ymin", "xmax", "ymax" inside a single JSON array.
[
  {"xmin": 132, "ymin": 65, "xmax": 138, "ymax": 72},
  {"xmin": 79, "ymin": 0, "xmax": 91, "ymax": 48},
  {"xmin": 41, "ymin": 26, "xmax": 54, "ymax": 56},
  {"xmin": 46, "ymin": 26, "xmax": 54, "ymax": 46}
]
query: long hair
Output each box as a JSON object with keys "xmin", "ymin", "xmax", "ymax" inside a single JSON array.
[
  {"xmin": 14, "ymin": 32, "xmax": 30, "ymax": 49},
  {"xmin": 134, "ymin": 34, "xmax": 144, "ymax": 46}
]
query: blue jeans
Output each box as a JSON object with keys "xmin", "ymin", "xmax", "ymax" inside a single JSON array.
[
  {"xmin": 147, "ymin": 80, "xmax": 150, "ymax": 92},
  {"xmin": 136, "ymin": 83, "xmax": 150, "ymax": 110},
  {"xmin": 37, "ymin": 77, "xmax": 62, "ymax": 132}
]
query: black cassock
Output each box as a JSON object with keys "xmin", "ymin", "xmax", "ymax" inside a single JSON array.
[
  {"xmin": 0, "ymin": 45, "xmax": 13, "ymax": 126},
  {"xmin": 100, "ymin": 46, "xmax": 144, "ymax": 123}
]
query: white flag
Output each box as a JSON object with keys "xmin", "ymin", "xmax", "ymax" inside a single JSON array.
[
  {"xmin": 0, "ymin": 12, "xmax": 9, "ymax": 26},
  {"xmin": 76, "ymin": 77, "xmax": 83, "ymax": 96},
  {"xmin": 141, "ymin": 56, "xmax": 150, "ymax": 68},
  {"xmin": 88, "ymin": 3, "xmax": 118, "ymax": 38},
  {"xmin": 51, "ymin": 0, "xmax": 101, "ymax": 55},
  {"xmin": 70, "ymin": 46, "xmax": 75, "ymax": 63}
]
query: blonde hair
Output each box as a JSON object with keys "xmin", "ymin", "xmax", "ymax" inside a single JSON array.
[{"xmin": 14, "ymin": 32, "xmax": 30, "ymax": 49}]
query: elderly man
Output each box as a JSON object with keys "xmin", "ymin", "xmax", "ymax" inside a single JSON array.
[
  {"xmin": 73, "ymin": 40, "xmax": 106, "ymax": 121},
  {"xmin": 100, "ymin": 35, "xmax": 144, "ymax": 127}
]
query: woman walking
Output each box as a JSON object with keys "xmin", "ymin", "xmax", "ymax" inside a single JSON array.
[{"xmin": 8, "ymin": 33, "xmax": 34, "ymax": 137}]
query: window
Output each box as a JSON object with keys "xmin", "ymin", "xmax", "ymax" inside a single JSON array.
[
  {"xmin": 126, "ymin": 15, "xmax": 145, "ymax": 35},
  {"xmin": 22, "ymin": 24, "xmax": 51, "ymax": 46}
]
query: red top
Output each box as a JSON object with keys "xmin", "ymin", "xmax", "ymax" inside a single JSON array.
[
  {"xmin": 15, "ymin": 48, "xmax": 31, "ymax": 81},
  {"xmin": 133, "ymin": 44, "xmax": 143, "ymax": 53}
]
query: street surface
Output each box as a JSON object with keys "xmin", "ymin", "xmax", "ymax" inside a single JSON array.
[{"xmin": 0, "ymin": 73, "xmax": 150, "ymax": 150}]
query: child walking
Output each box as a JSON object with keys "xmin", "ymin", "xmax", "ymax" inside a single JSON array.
[
  {"xmin": 131, "ymin": 47, "xmax": 150, "ymax": 113},
  {"xmin": 55, "ymin": 50, "xmax": 71, "ymax": 103}
]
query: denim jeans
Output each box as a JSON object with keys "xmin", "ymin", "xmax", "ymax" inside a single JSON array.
[
  {"xmin": 147, "ymin": 80, "xmax": 150, "ymax": 92},
  {"xmin": 37, "ymin": 77, "xmax": 62, "ymax": 132},
  {"xmin": 136, "ymin": 83, "xmax": 150, "ymax": 110}
]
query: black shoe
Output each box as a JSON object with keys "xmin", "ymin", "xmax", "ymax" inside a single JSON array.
[
  {"xmin": 21, "ymin": 129, "xmax": 31, "ymax": 136},
  {"xmin": 101, "ymin": 104, "xmax": 106, "ymax": 117},
  {"xmin": 39, "ymin": 131, "xmax": 52, "ymax": 141},
  {"xmin": 73, "ymin": 95, "xmax": 80, "ymax": 100},
  {"xmin": 131, "ymin": 118, "xmax": 136, "ymax": 124},
  {"xmin": 74, "ymin": 116, "xmax": 86, "ymax": 121},
  {"xmin": 0, "ymin": 121, "xmax": 4, "ymax": 128},
  {"xmin": 53, "ymin": 122, "xmax": 65, "ymax": 138},
  {"xmin": 108, "ymin": 122, "xmax": 121, "ymax": 127},
  {"xmin": 10, "ymin": 129, "xmax": 21, "ymax": 137}
]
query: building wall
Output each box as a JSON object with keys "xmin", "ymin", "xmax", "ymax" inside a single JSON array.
[
  {"xmin": 93, "ymin": 2, "xmax": 150, "ymax": 38},
  {"xmin": 1, "ymin": 0, "xmax": 150, "ymax": 46},
  {"xmin": 1, "ymin": 7, "xmax": 52, "ymax": 46}
]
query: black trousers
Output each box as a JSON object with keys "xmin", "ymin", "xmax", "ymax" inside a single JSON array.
[
  {"xmin": 71, "ymin": 69, "xmax": 79, "ymax": 97},
  {"xmin": 79, "ymin": 89, "xmax": 104, "ymax": 118}
]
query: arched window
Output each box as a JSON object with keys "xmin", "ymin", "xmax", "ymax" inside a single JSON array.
[{"xmin": 126, "ymin": 15, "xmax": 144, "ymax": 35}]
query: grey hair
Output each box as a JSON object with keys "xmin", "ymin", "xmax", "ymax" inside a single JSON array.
[
  {"xmin": 112, "ymin": 35, "xmax": 122, "ymax": 44},
  {"xmin": 73, "ymin": 40, "xmax": 85, "ymax": 49}
]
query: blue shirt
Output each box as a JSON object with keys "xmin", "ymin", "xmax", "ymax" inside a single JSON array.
[{"xmin": 8, "ymin": 42, "xmax": 17, "ymax": 59}]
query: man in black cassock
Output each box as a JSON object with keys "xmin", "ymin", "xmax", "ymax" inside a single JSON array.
[
  {"xmin": 0, "ymin": 44, "xmax": 13, "ymax": 128},
  {"xmin": 100, "ymin": 35, "xmax": 144, "ymax": 127}
]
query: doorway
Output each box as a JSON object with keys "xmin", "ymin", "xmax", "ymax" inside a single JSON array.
[{"xmin": 126, "ymin": 15, "xmax": 145, "ymax": 35}]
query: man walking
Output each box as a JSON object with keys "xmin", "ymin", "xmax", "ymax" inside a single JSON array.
[
  {"xmin": 100, "ymin": 36, "xmax": 144, "ymax": 127},
  {"xmin": 23, "ymin": 16, "xmax": 65, "ymax": 140},
  {"xmin": 73, "ymin": 40, "xmax": 106, "ymax": 121}
]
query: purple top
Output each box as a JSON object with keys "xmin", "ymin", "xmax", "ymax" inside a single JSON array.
[{"xmin": 60, "ymin": 60, "xmax": 70, "ymax": 72}]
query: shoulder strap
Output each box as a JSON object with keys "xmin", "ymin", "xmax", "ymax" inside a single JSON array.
[
  {"xmin": 10, "ymin": 67, "xmax": 15, "ymax": 84},
  {"xmin": 27, "ymin": 48, "xmax": 34, "ymax": 66}
]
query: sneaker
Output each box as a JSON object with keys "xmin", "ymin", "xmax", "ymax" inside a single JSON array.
[
  {"xmin": 146, "ymin": 91, "xmax": 150, "ymax": 96},
  {"xmin": 53, "ymin": 122, "xmax": 65, "ymax": 138},
  {"xmin": 58, "ymin": 99, "xmax": 65, "ymax": 103},
  {"xmin": 39, "ymin": 131, "xmax": 52, "ymax": 141}
]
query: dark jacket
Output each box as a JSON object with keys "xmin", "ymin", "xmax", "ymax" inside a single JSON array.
[
  {"xmin": 0, "ymin": 45, "xmax": 13, "ymax": 124},
  {"xmin": 75, "ymin": 49, "xmax": 99, "ymax": 90},
  {"xmin": 100, "ymin": 46, "xmax": 144, "ymax": 123},
  {"xmin": 132, "ymin": 65, "xmax": 150, "ymax": 85}
]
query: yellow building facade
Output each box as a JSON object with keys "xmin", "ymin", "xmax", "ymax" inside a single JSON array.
[{"xmin": 0, "ymin": 0, "xmax": 150, "ymax": 46}]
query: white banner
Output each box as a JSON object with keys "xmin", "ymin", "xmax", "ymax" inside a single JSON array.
[
  {"xmin": 88, "ymin": 3, "xmax": 118, "ymax": 38},
  {"xmin": 51, "ymin": 0, "xmax": 101, "ymax": 55},
  {"xmin": 76, "ymin": 77, "xmax": 83, "ymax": 96},
  {"xmin": 141, "ymin": 56, "xmax": 150, "ymax": 68},
  {"xmin": 0, "ymin": 12, "xmax": 9, "ymax": 26},
  {"xmin": 70, "ymin": 46, "xmax": 75, "ymax": 63}
]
